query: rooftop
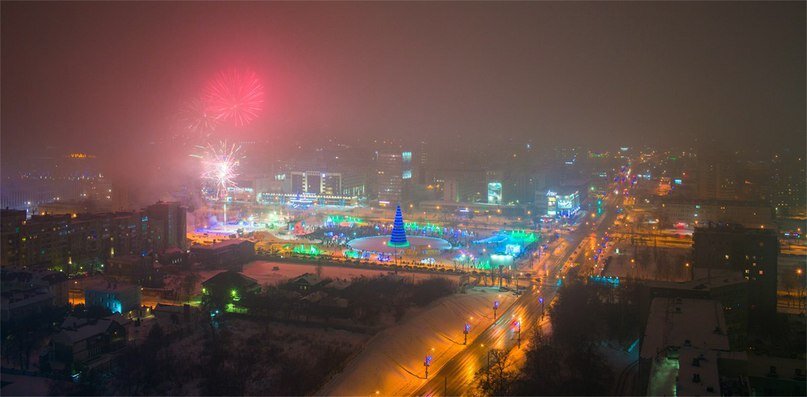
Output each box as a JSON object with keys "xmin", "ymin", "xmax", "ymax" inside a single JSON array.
[
  {"xmin": 191, "ymin": 238, "xmax": 253, "ymax": 251},
  {"xmin": 55, "ymin": 315, "xmax": 127, "ymax": 344},
  {"xmin": 202, "ymin": 270, "xmax": 258, "ymax": 289},
  {"xmin": 641, "ymin": 298, "xmax": 730, "ymax": 360},
  {"xmin": 677, "ymin": 348, "xmax": 721, "ymax": 396},
  {"xmin": 642, "ymin": 269, "xmax": 747, "ymax": 292},
  {"xmin": 291, "ymin": 272, "xmax": 326, "ymax": 286}
]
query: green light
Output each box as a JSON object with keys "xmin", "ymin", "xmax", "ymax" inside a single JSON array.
[
  {"xmin": 326, "ymin": 215, "xmax": 364, "ymax": 225},
  {"xmin": 507, "ymin": 230, "xmax": 537, "ymax": 245},
  {"xmin": 293, "ymin": 244, "xmax": 322, "ymax": 256},
  {"xmin": 343, "ymin": 249, "xmax": 361, "ymax": 259}
]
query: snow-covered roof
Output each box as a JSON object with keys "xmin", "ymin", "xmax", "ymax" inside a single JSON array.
[
  {"xmin": 325, "ymin": 279, "xmax": 352, "ymax": 290},
  {"xmin": 202, "ymin": 270, "xmax": 259, "ymax": 289},
  {"xmin": 641, "ymin": 298, "xmax": 730, "ymax": 360},
  {"xmin": 291, "ymin": 272, "xmax": 326, "ymax": 286},
  {"xmin": 54, "ymin": 317, "xmax": 124, "ymax": 344}
]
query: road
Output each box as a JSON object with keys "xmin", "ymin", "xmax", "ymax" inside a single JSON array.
[{"xmin": 414, "ymin": 199, "xmax": 620, "ymax": 396}]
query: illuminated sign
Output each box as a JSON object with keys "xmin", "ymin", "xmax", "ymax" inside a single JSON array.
[
  {"xmin": 547, "ymin": 190, "xmax": 579, "ymax": 217},
  {"xmin": 557, "ymin": 197, "xmax": 575, "ymax": 210},
  {"xmin": 402, "ymin": 152, "xmax": 413, "ymax": 179},
  {"xmin": 505, "ymin": 244, "xmax": 522, "ymax": 256},
  {"xmin": 490, "ymin": 254, "xmax": 514, "ymax": 269},
  {"xmin": 546, "ymin": 191, "xmax": 557, "ymax": 216},
  {"xmin": 68, "ymin": 153, "xmax": 95, "ymax": 159},
  {"xmin": 487, "ymin": 182, "xmax": 502, "ymax": 205}
]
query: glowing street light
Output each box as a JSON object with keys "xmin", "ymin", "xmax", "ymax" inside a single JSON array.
[
  {"xmin": 515, "ymin": 319, "xmax": 522, "ymax": 348},
  {"xmin": 493, "ymin": 300, "xmax": 500, "ymax": 320},
  {"xmin": 424, "ymin": 355, "xmax": 433, "ymax": 379},
  {"xmin": 463, "ymin": 323, "xmax": 471, "ymax": 345},
  {"xmin": 539, "ymin": 297, "xmax": 545, "ymax": 317}
]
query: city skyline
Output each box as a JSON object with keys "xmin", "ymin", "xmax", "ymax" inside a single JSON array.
[{"xmin": 0, "ymin": 2, "xmax": 805, "ymax": 397}]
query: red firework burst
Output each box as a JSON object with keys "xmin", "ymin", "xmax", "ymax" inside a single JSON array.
[{"xmin": 203, "ymin": 68, "xmax": 265, "ymax": 127}]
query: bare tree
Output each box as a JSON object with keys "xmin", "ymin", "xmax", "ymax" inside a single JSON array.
[{"xmin": 475, "ymin": 349, "xmax": 517, "ymax": 396}]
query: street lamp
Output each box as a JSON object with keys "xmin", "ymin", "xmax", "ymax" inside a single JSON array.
[
  {"xmin": 463, "ymin": 323, "xmax": 471, "ymax": 345},
  {"xmin": 539, "ymin": 297, "xmax": 545, "ymax": 318},
  {"xmin": 515, "ymin": 319, "xmax": 522, "ymax": 348},
  {"xmin": 493, "ymin": 300, "xmax": 500, "ymax": 320},
  {"xmin": 424, "ymin": 355, "xmax": 432, "ymax": 379}
]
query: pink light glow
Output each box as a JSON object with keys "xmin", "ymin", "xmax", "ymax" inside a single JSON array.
[{"xmin": 204, "ymin": 68, "xmax": 265, "ymax": 127}]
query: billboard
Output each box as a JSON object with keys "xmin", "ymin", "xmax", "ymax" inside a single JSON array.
[
  {"xmin": 488, "ymin": 182, "xmax": 502, "ymax": 204},
  {"xmin": 547, "ymin": 190, "xmax": 579, "ymax": 217},
  {"xmin": 546, "ymin": 190, "xmax": 557, "ymax": 216}
]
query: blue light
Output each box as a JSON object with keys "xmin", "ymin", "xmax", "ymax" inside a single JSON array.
[{"xmin": 388, "ymin": 206, "xmax": 410, "ymax": 248}]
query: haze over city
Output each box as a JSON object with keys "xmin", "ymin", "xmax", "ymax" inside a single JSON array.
[{"xmin": 1, "ymin": 2, "xmax": 805, "ymax": 396}]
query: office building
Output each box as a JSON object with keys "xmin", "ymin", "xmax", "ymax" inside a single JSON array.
[
  {"xmin": 287, "ymin": 171, "xmax": 342, "ymax": 196},
  {"xmin": 693, "ymin": 224, "xmax": 779, "ymax": 318},
  {"xmin": 376, "ymin": 152, "xmax": 403, "ymax": 205},
  {"xmin": 0, "ymin": 203, "xmax": 185, "ymax": 274},
  {"xmin": 659, "ymin": 199, "xmax": 775, "ymax": 229},
  {"xmin": 145, "ymin": 201, "xmax": 187, "ymax": 251},
  {"xmin": 544, "ymin": 189, "xmax": 581, "ymax": 218}
]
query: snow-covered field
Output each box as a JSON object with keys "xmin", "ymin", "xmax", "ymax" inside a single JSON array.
[
  {"xmin": 318, "ymin": 287, "xmax": 516, "ymax": 396},
  {"xmin": 199, "ymin": 260, "xmax": 459, "ymax": 287}
]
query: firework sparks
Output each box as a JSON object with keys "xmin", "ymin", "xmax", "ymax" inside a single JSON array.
[
  {"xmin": 179, "ymin": 98, "xmax": 219, "ymax": 136},
  {"xmin": 203, "ymin": 68, "xmax": 265, "ymax": 127},
  {"xmin": 191, "ymin": 141, "xmax": 243, "ymax": 200}
]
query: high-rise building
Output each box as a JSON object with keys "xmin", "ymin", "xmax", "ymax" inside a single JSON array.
[
  {"xmin": 693, "ymin": 224, "xmax": 779, "ymax": 317},
  {"xmin": 376, "ymin": 152, "xmax": 403, "ymax": 205},
  {"xmin": 287, "ymin": 171, "xmax": 342, "ymax": 196},
  {"xmin": 443, "ymin": 179, "xmax": 459, "ymax": 203},
  {"xmin": 769, "ymin": 151, "xmax": 806, "ymax": 217},
  {"xmin": 1, "ymin": 210, "xmax": 27, "ymax": 267},
  {"xmin": 145, "ymin": 202, "xmax": 187, "ymax": 251},
  {"xmin": 697, "ymin": 152, "xmax": 740, "ymax": 201},
  {"xmin": 2, "ymin": 210, "xmax": 153, "ymax": 273},
  {"xmin": 402, "ymin": 151, "xmax": 413, "ymax": 181},
  {"xmin": 416, "ymin": 142, "xmax": 430, "ymax": 185}
]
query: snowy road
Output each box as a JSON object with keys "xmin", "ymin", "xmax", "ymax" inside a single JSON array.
[
  {"xmin": 317, "ymin": 187, "xmax": 623, "ymax": 396},
  {"xmin": 317, "ymin": 288, "xmax": 517, "ymax": 396},
  {"xmin": 414, "ymin": 188, "xmax": 621, "ymax": 396}
]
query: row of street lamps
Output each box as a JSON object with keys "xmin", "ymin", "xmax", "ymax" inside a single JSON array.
[{"xmin": 422, "ymin": 295, "xmax": 544, "ymax": 380}]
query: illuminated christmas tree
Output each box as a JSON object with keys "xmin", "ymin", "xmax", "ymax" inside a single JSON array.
[{"xmin": 388, "ymin": 205, "xmax": 410, "ymax": 248}]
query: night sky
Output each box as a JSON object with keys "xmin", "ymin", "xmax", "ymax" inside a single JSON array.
[{"xmin": 2, "ymin": 2, "xmax": 804, "ymax": 170}]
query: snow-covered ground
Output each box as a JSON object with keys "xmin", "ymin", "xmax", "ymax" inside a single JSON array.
[
  {"xmin": 318, "ymin": 287, "xmax": 516, "ymax": 396},
  {"xmin": 199, "ymin": 260, "xmax": 459, "ymax": 287}
]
